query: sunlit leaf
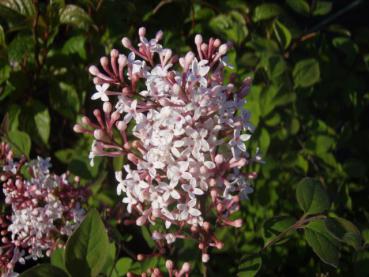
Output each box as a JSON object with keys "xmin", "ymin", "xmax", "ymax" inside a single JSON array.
[
  {"xmin": 325, "ymin": 217, "xmax": 362, "ymax": 250},
  {"xmin": 253, "ymin": 3, "xmax": 283, "ymax": 22},
  {"xmin": 304, "ymin": 220, "xmax": 339, "ymax": 268},
  {"xmin": 59, "ymin": 4, "xmax": 92, "ymax": 30},
  {"xmin": 238, "ymin": 255, "xmax": 262, "ymax": 276},
  {"xmin": 7, "ymin": 129, "xmax": 31, "ymax": 158},
  {"xmin": 286, "ymin": 0, "xmax": 310, "ymax": 16},
  {"xmin": 65, "ymin": 209, "xmax": 111, "ymax": 277},
  {"xmin": 293, "ymin": 58, "xmax": 320, "ymax": 88},
  {"xmin": 296, "ymin": 178, "xmax": 330, "ymax": 215},
  {"xmin": 274, "ymin": 20, "xmax": 292, "ymax": 49}
]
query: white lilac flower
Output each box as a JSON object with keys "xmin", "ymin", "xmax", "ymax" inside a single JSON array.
[
  {"xmin": 91, "ymin": 83, "xmax": 110, "ymax": 102},
  {"xmin": 76, "ymin": 27, "xmax": 262, "ymax": 261},
  {"xmin": 0, "ymin": 148, "xmax": 88, "ymax": 275}
]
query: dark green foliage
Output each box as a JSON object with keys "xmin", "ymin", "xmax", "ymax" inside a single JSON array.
[{"xmin": 1, "ymin": 0, "xmax": 369, "ymax": 276}]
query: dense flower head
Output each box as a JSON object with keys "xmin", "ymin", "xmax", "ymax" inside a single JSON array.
[
  {"xmin": 75, "ymin": 27, "xmax": 262, "ymax": 262},
  {"xmin": 0, "ymin": 143, "xmax": 88, "ymax": 276}
]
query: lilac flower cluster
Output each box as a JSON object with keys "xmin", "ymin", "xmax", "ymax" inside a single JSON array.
[
  {"xmin": 75, "ymin": 27, "xmax": 262, "ymax": 262},
  {"xmin": 0, "ymin": 143, "xmax": 88, "ymax": 276}
]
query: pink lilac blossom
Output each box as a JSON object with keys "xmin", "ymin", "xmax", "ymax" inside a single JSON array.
[
  {"xmin": 0, "ymin": 143, "xmax": 88, "ymax": 277},
  {"xmin": 75, "ymin": 27, "xmax": 262, "ymax": 262}
]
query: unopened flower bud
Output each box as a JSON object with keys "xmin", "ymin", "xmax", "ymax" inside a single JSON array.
[
  {"xmin": 137, "ymin": 254, "xmax": 145, "ymax": 261},
  {"xmin": 138, "ymin": 27, "xmax": 146, "ymax": 37},
  {"xmin": 100, "ymin": 56, "xmax": 109, "ymax": 67},
  {"xmin": 111, "ymin": 49, "xmax": 119, "ymax": 58},
  {"xmin": 218, "ymin": 44, "xmax": 228, "ymax": 55},
  {"xmin": 103, "ymin": 102, "xmax": 112, "ymax": 113},
  {"xmin": 88, "ymin": 65, "xmax": 99, "ymax": 76},
  {"xmin": 181, "ymin": 262, "xmax": 191, "ymax": 273},
  {"xmin": 111, "ymin": 111, "xmax": 121, "ymax": 121},
  {"xmin": 165, "ymin": 260, "xmax": 174, "ymax": 270},
  {"xmin": 122, "ymin": 37, "xmax": 132, "ymax": 48},
  {"xmin": 82, "ymin": 116, "xmax": 91, "ymax": 125},
  {"xmin": 202, "ymin": 253, "xmax": 210, "ymax": 263},
  {"xmin": 73, "ymin": 124, "xmax": 84, "ymax": 133},
  {"xmin": 213, "ymin": 38, "xmax": 221, "ymax": 48},
  {"xmin": 117, "ymin": 121, "xmax": 127, "ymax": 131},
  {"xmin": 118, "ymin": 54, "xmax": 127, "ymax": 66},
  {"xmin": 155, "ymin": 30, "xmax": 163, "ymax": 41},
  {"xmin": 93, "ymin": 129, "xmax": 106, "ymax": 141},
  {"xmin": 215, "ymin": 154, "xmax": 224, "ymax": 164},
  {"xmin": 195, "ymin": 34, "xmax": 203, "ymax": 46}
]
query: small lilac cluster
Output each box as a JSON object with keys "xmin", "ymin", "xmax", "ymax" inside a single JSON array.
[
  {"xmin": 127, "ymin": 260, "xmax": 190, "ymax": 277},
  {"xmin": 75, "ymin": 27, "xmax": 262, "ymax": 262},
  {"xmin": 0, "ymin": 143, "xmax": 88, "ymax": 276}
]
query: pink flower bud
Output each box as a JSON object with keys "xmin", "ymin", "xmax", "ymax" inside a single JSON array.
[
  {"xmin": 118, "ymin": 54, "xmax": 127, "ymax": 66},
  {"xmin": 88, "ymin": 65, "xmax": 99, "ymax": 76},
  {"xmin": 165, "ymin": 260, "xmax": 174, "ymax": 270},
  {"xmin": 202, "ymin": 253, "xmax": 210, "ymax": 263},
  {"xmin": 103, "ymin": 102, "xmax": 112, "ymax": 113},
  {"xmin": 121, "ymin": 37, "xmax": 132, "ymax": 48},
  {"xmin": 73, "ymin": 124, "xmax": 84, "ymax": 133},
  {"xmin": 218, "ymin": 43, "xmax": 228, "ymax": 55},
  {"xmin": 155, "ymin": 30, "xmax": 163, "ymax": 41},
  {"xmin": 117, "ymin": 121, "xmax": 127, "ymax": 131},
  {"xmin": 111, "ymin": 49, "xmax": 119, "ymax": 58},
  {"xmin": 138, "ymin": 27, "xmax": 146, "ymax": 37},
  {"xmin": 111, "ymin": 111, "xmax": 121, "ymax": 121},
  {"xmin": 93, "ymin": 129, "xmax": 105, "ymax": 140},
  {"xmin": 100, "ymin": 56, "xmax": 109, "ymax": 67},
  {"xmin": 195, "ymin": 34, "xmax": 203, "ymax": 46}
]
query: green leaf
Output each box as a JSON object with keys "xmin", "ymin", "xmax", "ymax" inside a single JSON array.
[
  {"xmin": 65, "ymin": 209, "xmax": 110, "ymax": 277},
  {"xmin": 296, "ymin": 178, "xmax": 330, "ymax": 215},
  {"xmin": 51, "ymin": 248, "xmax": 67, "ymax": 272},
  {"xmin": 141, "ymin": 226, "xmax": 155, "ymax": 248},
  {"xmin": 209, "ymin": 11, "xmax": 248, "ymax": 45},
  {"xmin": 304, "ymin": 220, "xmax": 340, "ymax": 268},
  {"xmin": 0, "ymin": 24, "xmax": 5, "ymax": 47},
  {"xmin": 8, "ymin": 34, "xmax": 34, "ymax": 63},
  {"xmin": 293, "ymin": 58, "xmax": 320, "ymax": 88},
  {"xmin": 332, "ymin": 37, "xmax": 359, "ymax": 65},
  {"xmin": 55, "ymin": 148, "xmax": 75, "ymax": 164},
  {"xmin": 19, "ymin": 264, "xmax": 68, "ymax": 277},
  {"xmin": 100, "ymin": 242, "xmax": 116, "ymax": 275},
  {"xmin": 34, "ymin": 106, "xmax": 50, "ymax": 145},
  {"xmin": 7, "ymin": 104, "xmax": 21, "ymax": 131},
  {"xmin": 325, "ymin": 217, "xmax": 362, "ymax": 250},
  {"xmin": 111, "ymin": 257, "xmax": 132, "ymax": 277},
  {"xmin": 274, "ymin": 20, "xmax": 292, "ymax": 49},
  {"xmin": 0, "ymin": 0, "xmax": 35, "ymax": 25},
  {"xmin": 59, "ymin": 5, "xmax": 92, "ymax": 30},
  {"xmin": 264, "ymin": 216, "xmax": 296, "ymax": 241},
  {"xmin": 253, "ymin": 3, "xmax": 283, "ymax": 22},
  {"xmin": 312, "ymin": 1, "xmax": 332, "ymax": 16},
  {"xmin": 0, "ymin": 0, "xmax": 35, "ymax": 17},
  {"xmin": 354, "ymin": 250, "xmax": 369, "ymax": 277},
  {"xmin": 7, "ymin": 129, "xmax": 31, "ymax": 157},
  {"xmin": 259, "ymin": 128, "xmax": 270, "ymax": 153},
  {"xmin": 286, "ymin": 0, "xmax": 310, "ymax": 16},
  {"xmin": 62, "ymin": 35, "xmax": 86, "ymax": 59},
  {"xmin": 50, "ymin": 82, "xmax": 80, "ymax": 120},
  {"xmin": 238, "ymin": 255, "xmax": 262, "ymax": 277}
]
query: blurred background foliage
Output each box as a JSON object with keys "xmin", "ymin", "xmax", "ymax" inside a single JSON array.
[{"xmin": 1, "ymin": 0, "xmax": 369, "ymax": 276}]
